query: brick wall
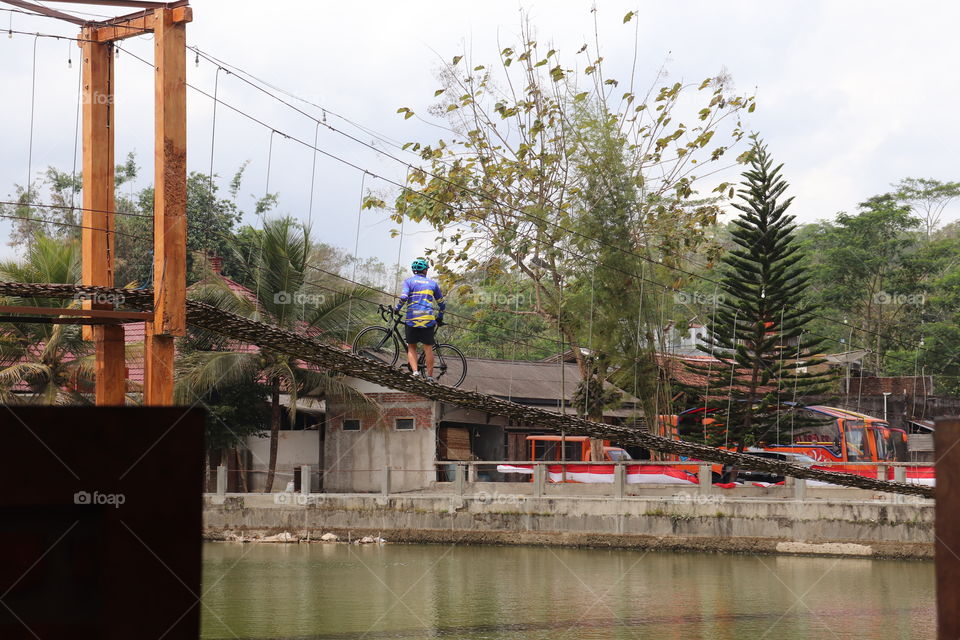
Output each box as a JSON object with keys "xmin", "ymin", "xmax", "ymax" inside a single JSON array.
[
  {"xmin": 847, "ymin": 376, "xmax": 934, "ymax": 397},
  {"xmin": 327, "ymin": 404, "xmax": 434, "ymax": 431}
]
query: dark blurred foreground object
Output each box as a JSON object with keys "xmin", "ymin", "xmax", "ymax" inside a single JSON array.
[
  {"xmin": 936, "ymin": 416, "xmax": 960, "ymax": 640},
  {"xmin": 0, "ymin": 407, "xmax": 204, "ymax": 640}
]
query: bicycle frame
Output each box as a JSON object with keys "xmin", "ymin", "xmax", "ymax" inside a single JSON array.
[
  {"xmin": 377, "ymin": 304, "xmax": 408, "ymax": 350},
  {"xmin": 354, "ymin": 304, "xmax": 467, "ymax": 387},
  {"xmin": 376, "ymin": 304, "xmax": 438, "ymax": 372}
]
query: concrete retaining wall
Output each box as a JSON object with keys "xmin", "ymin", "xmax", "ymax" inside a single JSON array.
[{"xmin": 203, "ymin": 491, "xmax": 934, "ymax": 559}]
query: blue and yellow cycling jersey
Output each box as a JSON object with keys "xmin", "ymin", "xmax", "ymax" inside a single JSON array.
[{"xmin": 396, "ymin": 275, "xmax": 445, "ymax": 328}]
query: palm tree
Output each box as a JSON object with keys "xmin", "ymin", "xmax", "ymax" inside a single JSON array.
[
  {"xmin": 176, "ymin": 217, "xmax": 377, "ymax": 492},
  {"xmin": 0, "ymin": 235, "xmax": 96, "ymax": 404}
]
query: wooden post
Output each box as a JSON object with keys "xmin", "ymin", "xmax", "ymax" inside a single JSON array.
[
  {"xmin": 145, "ymin": 8, "xmax": 189, "ymax": 405},
  {"xmin": 144, "ymin": 328, "xmax": 176, "ymax": 406},
  {"xmin": 935, "ymin": 416, "xmax": 960, "ymax": 639},
  {"xmin": 81, "ymin": 30, "xmax": 126, "ymax": 405}
]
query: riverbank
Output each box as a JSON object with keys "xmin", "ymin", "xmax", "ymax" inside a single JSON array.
[{"xmin": 203, "ymin": 490, "xmax": 934, "ymax": 559}]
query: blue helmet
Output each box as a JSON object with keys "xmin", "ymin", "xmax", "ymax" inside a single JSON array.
[{"xmin": 411, "ymin": 257, "xmax": 429, "ymax": 274}]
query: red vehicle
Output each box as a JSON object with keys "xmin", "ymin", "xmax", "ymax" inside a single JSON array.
[{"xmin": 658, "ymin": 405, "xmax": 932, "ymax": 485}]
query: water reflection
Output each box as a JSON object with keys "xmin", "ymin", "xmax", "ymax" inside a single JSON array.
[{"xmin": 202, "ymin": 543, "xmax": 934, "ymax": 639}]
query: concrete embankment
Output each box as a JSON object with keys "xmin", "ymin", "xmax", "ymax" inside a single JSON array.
[{"xmin": 203, "ymin": 488, "xmax": 934, "ymax": 559}]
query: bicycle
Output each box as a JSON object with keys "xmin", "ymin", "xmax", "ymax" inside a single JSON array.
[{"xmin": 351, "ymin": 304, "xmax": 468, "ymax": 388}]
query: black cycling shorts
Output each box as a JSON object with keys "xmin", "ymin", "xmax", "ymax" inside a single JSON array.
[{"xmin": 405, "ymin": 324, "xmax": 436, "ymax": 346}]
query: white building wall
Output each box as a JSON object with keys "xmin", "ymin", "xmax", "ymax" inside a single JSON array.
[
  {"xmin": 245, "ymin": 430, "xmax": 320, "ymax": 492},
  {"xmin": 324, "ymin": 378, "xmax": 437, "ymax": 493}
]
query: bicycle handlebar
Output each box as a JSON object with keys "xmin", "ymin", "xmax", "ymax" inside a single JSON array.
[{"xmin": 378, "ymin": 303, "xmax": 402, "ymax": 323}]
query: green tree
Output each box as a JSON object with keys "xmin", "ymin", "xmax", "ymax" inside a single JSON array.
[
  {"xmin": 0, "ymin": 235, "xmax": 95, "ymax": 403},
  {"xmin": 798, "ymin": 195, "xmax": 922, "ymax": 372},
  {"xmin": 893, "ymin": 177, "xmax": 960, "ymax": 241},
  {"xmin": 562, "ymin": 107, "xmax": 672, "ymax": 427},
  {"xmin": 115, "ymin": 168, "xmax": 244, "ymax": 286},
  {"xmin": 176, "ymin": 217, "xmax": 375, "ymax": 492},
  {"xmin": 682, "ymin": 140, "xmax": 834, "ymax": 470},
  {"xmin": 381, "ymin": 13, "xmax": 754, "ymax": 387}
]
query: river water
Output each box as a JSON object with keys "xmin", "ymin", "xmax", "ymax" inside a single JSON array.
[{"xmin": 201, "ymin": 542, "xmax": 935, "ymax": 639}]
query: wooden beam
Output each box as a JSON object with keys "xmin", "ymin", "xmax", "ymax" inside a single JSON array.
[
  {"xmin": 0, "ymin": 305, "xmax": 152, "ymax": 320},
  {"xmin": 95, "ymin": 324, "xmax": 127, "ymax": 404},
  {"xmin": 90, "ymin": 14, "xmax": 152, "ymax": 42},
  {"xmin": 152, "ymin": 7, "xmax": 187, "ymax": 338},
  {"xmin": 144, "ymin": 6, "xmax": 187, "ymax": 406},
  {"xmin": 0, "ymin": 316, "xmax": 134, "ymax": 325},
  {"xmin": 144, "ymin": 330, "xmax": 175, "ymax": 406},
  {"xmin": 936, "ymin": 416, "xmax": 960, "ymax": 639},
  {"xmin": 80, "ymin": 30, "xmax": 127, "ymax": 405},
  {"xmin": 80, "ymin": 30, "xmax": 113, "ymax": 336},
  {"xmin": 89, "ymin": 6, "xmax": 190, "ymax": 43}
]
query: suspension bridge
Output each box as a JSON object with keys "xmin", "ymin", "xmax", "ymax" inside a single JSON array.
[{"xmin": 0, "ymin": 281, "xmax": 932, "ymax": 497}]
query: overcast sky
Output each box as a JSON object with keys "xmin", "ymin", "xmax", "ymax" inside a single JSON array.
[{"xmin": 1, "ymin": 0, "xmax": 958, "ymax": 271}]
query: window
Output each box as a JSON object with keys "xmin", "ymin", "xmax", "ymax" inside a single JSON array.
[
  {"xmin": 844, "ymin": 425, "xmax": 868, "ymax": 462},
  {"xmin": 395, "ymin": 418, "xmax": 415, "ymax": 431},
  {"xmin": 607, "ymin": 449, "xmax": 632, "ymax": 462},
  {"xmin": 343, "ymin": 419, "xmax": 361, "ymax": 432}
]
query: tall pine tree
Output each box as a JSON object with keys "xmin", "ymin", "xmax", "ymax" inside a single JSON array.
[{"xmin": 681, "ymin": 138, "xmax": 834, "ymax": 462}]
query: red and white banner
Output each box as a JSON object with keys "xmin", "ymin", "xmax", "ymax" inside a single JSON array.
[
  {"xmin": 809, "ymin": 465, "xmax": 936, "ymax": 487},
  {"xmin": 496, "ymin": 463, "xmax": 936, "ymax": 487},
  {"xmin": 497, "ymin": 463, "xmax": 698, "ymax": 485}
]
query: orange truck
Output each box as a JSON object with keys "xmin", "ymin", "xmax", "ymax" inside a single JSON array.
[{"xmin": 526, "ymin": 435, "xmax": 632, "ymax": 463}]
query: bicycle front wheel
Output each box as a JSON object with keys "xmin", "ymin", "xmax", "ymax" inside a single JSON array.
[
  {"xmin": 423, "ymin": 343, "xmax": 467, "ymax": 388},
  {"xmin": 352, "ymin": 326, "xmax": 400, "ymax": 367}
]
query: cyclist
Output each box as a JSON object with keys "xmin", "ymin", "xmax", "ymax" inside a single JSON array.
[{"xmin": 395, "ymin": 257, "xmax": 445, "ymax": 381}]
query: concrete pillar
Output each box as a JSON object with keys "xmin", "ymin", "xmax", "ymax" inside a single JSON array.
[
  {"xmin": 455, "ymin": 464, "xmax": 466, "ymax": 496},
  {"xmin": 697, "ymin": 464, "xmax": 713, "ymax": 495},
  {"xmin": 893, "ymin": 465, "xmax": 907, "ymax": 504},
  {"xmin": 534, "ymin": 463, "xmax": 546, "ymax": 498},
  {"xmin": 216, "ymin": 464, "xmax": 226, "ymax": 496},
  {"xmin": 467, "ymin": 463, "xmax": 477, "ymax": 484},
  {"xmin": 793, "ymin": 476, "xmax": 806, "ymax": 501},
  {"xmin": 300, "ymin": 465, "xmax": 311, "ymax": 494},
  {"xmin": 381, "ymin": 466, "xmax": 391, "ymax": 496},
  {"xmin": 876, "ymin": 464, "xmax": 888, "ymax": 481},
  {"xmin": 894, "ymin": 466, "xmax": 906, "ymax": 483},
  {"xmin": 614, "ymin": 463, "xmax": 625, "ymax": 499}
]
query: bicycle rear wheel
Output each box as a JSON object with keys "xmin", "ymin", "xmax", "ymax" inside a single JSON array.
[
  {"xmin": 352, "ymin": 326, "xmax": 400, "ymax": 367},
  {"xmin": 421, "ymin": 343, "xmax": 467, "ymax": 388}
]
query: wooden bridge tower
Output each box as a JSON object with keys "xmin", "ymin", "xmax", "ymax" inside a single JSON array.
[{"xmin": 10, "ymin": 0, "xmax": 193, "ymax": 405}]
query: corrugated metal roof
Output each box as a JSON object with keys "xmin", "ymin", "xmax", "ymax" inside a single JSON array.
[{"xmin": 458, "ymin": 357, "xmax": 640, "ymax": 406}]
